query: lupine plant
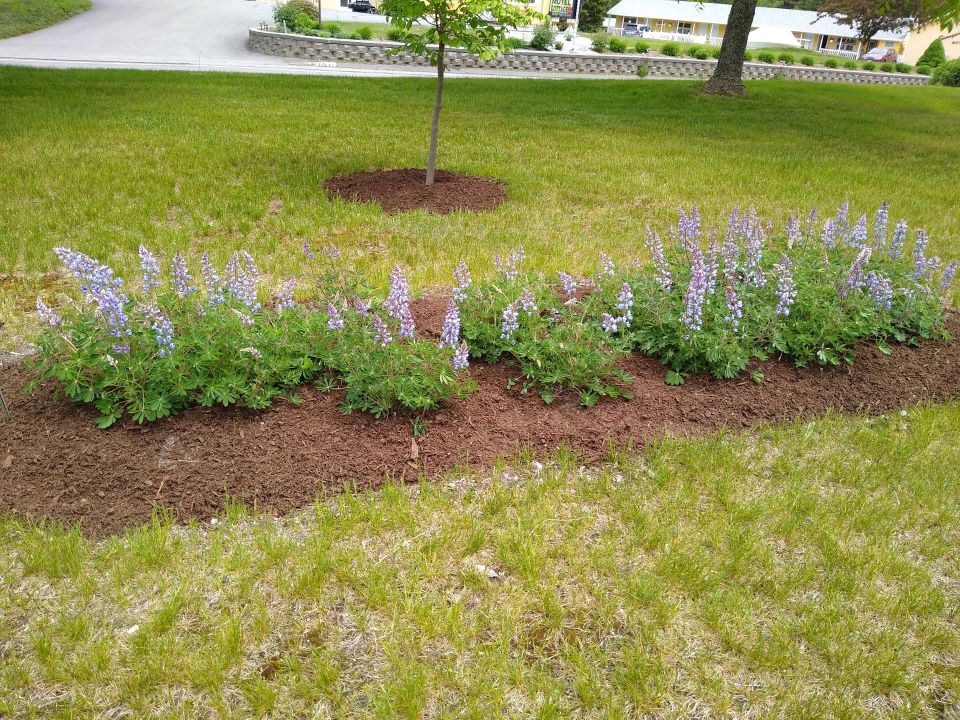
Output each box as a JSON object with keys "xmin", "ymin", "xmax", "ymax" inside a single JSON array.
[{"xmin": 28, "ymin": 203, "xmax": 956, "ymax": 423}]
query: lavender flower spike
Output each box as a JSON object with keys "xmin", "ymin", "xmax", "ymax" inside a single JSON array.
[
  {"xmin": 501, "ymin": 301, "xmax": 520, "ymax": 342},
  {"xmin": 323, "ymin": 244, "xmax": 341, "ymax": 260},
  {"xmin": 201, "ymin": 252, "xmax": 225, "ymax": 306},
  {"xmin": 645, "ymin": 227, "xmax": 672, "ymax": 292},
  {"xmin": 865, "ymin": 271, "xmax": 893, "ymax": 310},
  {"xmin": 372, "ymin": 314, "xmax": 392, "ymax": 346},
  {"xmin": 835, "ymin": 201, "xmax": 850, "ymax": 238},
  {"xmin": 144, "ymin": 303, "xmax": 175, "ymax": 357},
  {"xmin": 848, "ymin": 214, "xmax": 868, "ymax": 249},
  {"xmin": 601, "ymin": 313, "xmax": 623, "ymax": 334},
  {"xmin": 385, "ymin": 265, "xmax": 410, "ymax": 320},
  {"xmin": 682, "ymin": 246, "xmax": 708, "ymax": 334},
  {"xmin": 36, "ymin": 298, "xmax": 61, "ymax": 327},
  {"xmin": 820, "ymin": 218, "xmax": 837, "ymax": 249},
  {"xmin": 303, "ymin": 241, "xmax": 315, "ymax": 261},
  {"xmin": 616, "ymin": 282, "xmax": 634, "ymax": 323},
  {"xmin": 874, "ymin": 202, "xmax": 889, "ymax": 249},
  {"xmin": 773, "ymin": 254, "xmax": 797, "ymax": 317},
  {"xmin": 399, "ymin": 305, "xmax": 416, "ymax": 339},
  {"xmin": 171, "ymin": 252, "xmax": 196, "ymax": 299},
  {"xmin": 724, "ymin": 281, "xmax": 743, "ymax": 331},
  {"xmin": 327, "ymin": 303, "xmax": 344, "ymax": 330},
  {"xmin": 889, "ymin": 220, "xmax": 908, "ymax": 260},
  {"xmin": 913, "ymin": 229, "xmax": 929, "ymax": 280},
  {"xmin": 558, "ymin": 271, "xmax": 578, "ymax": 297},
  {"xmin": 786, "ymin": 215, "xmax": 801, "ymax": 248},
  {"xmin": 139, "ymin": 245, "xmax": 161, "ymax": 292},
  {"xmin": 842, "ymin": 247, "xmax": 873, "ymax": 297},
  {"xmin": 275, "ymin": 278, "xmax": 296, "ymax": 311},
  {"xmin": 440, "ymin": 301, "xmax": 460, "ymax": 349},
  {"xmin": 453, "ymin": 260, "xmax": 472, "ymax": 303},
  {"xmin": 599, "ymin": 253, "xmax": 616, "ymax": 278},
  {"xmin": 518, "ymin": 289, "xmax": 537, "ymax": 314},
  {"xmin": 453, "ymin": 341, "xmax": 470, "ymax": 371},
  {"xmin": 53, "ymin": 247, "xmax": 130, "ymax": 338}
]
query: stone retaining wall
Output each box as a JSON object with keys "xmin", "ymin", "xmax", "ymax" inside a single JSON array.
[{"xmin": 249, "ymin": 28, "xmax": 928, "ymax": 85}]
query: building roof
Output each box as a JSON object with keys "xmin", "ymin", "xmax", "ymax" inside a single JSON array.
[{"xmin": 605, "ymin": 0, "xmax": 911, "ymax": 40}]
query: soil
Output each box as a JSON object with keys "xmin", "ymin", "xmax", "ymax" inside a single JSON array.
[
  {"xmin": 2, "ymin": 300, "xmax": 959, "ymax": 538},
  {"xmin": 324, "ymin": 169, "xmax": 507, "ymax": 214}
]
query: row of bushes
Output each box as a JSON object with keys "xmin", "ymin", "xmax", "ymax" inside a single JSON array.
[
  {"xmin": 30, "ymin": 205, "xmax": 955, "ymax": 426},
  {"xmin": 273, "ymin": 0, "xmax": 375, "ymax": 39}
]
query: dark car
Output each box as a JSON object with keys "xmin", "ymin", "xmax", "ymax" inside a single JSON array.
[
  {"xmin": 623, "ymin": 23, "xmax": 651, "ymax": 37},
  {"xmin": 348, "ymin": 0, "xmax": 378, "ymax": 13}
]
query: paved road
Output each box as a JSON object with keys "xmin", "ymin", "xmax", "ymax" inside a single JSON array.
[{"xmin": 0, "ymin": 0, "xmax": 590, "ymax": 78}]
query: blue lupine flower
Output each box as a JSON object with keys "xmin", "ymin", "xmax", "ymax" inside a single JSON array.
[
  {"xmin": 773, "ymin": 254, "xmax": 796, "ymax": 316},
  {"xmin": 558, "ymin": 271, "xmax": 578, "ymax": 297},
  {"xmin": 53, "ymin": 247, "xmax": 130, "ymax": 338},
  {"xmin": 518, "ymin": 289, "xmax": 537, "ymax": 314},
  {"xmin": 453, "ymin": 340, "xmax": 470, "ymax": 371},
  {"xmin": 144, "ymin": 303, "xmax": 175, "ymax": 357},
  {"xmin": 440, "ymin": 301, "xmax": 460, "ymax": 349},
  {"xmin": 201, "ymin": 252, "xmax": 225, "ymax": 306},
  {"xmin": 601, "ymin": 313, "xmax": 625, "ymax": 334},
  {"xmin": 912, "ymin": 229, "xmax": 929, "ymax": 280},
  {"xmin": 494, "ymin": 247, "xmax": 525, "ymax": 282},
  {"xmin": 646, "ymin": 228, "xmax": 672, "ymax": 292},
  {"xmin": 303, "ymin": 241, "xmax": 315, "ymax": 260},
  {"xmin": 889, "ymin": 220, "xmax": 908, "ymax": 260},
  {"xmin": 599, "ymin": 253, "xmax": 616, "ymax": 278},
  {"xmin": 848, "ymin": 214, "xmax": 868, "ymax": 249},
  {"xmin": 453, "ymin": 260, "xmax": 472, "ymax": 303},
  {"xmin": 835, "ymin": 201, "xmax": 850, "ymax": 238},
  {"xmin": 327, "ymin": 303, "xmax": 344, "ymax": 330},
  {"xmin": 36, "ymin": 298, "xmax": 61, "ymax": 327},
  {"xmin": 820, "ymin": 218, "xmax": 837, "ymax": 249},
  {"xmin": 842, "ymin": 247, "xmax": 873, "ymax": 297},
  {"xmin": 925, "ymin": 256, "xmax": 941, "ymax": 285},
  {"xmin": 705, "ymin": 234, "xmax": 719, "ymax": 296},
  {"xmin": 721, "ymin": 213, "xmax": 741, "ymax": 281},
  {"xmin": 500, "ymin": 301, "xmax": 520, "ymax": 342},
  {"xmin": 171, "ymin": 252, "xmax": 196, "ymax": 299},
  {"xmin": 386, "ymin": 265, "xmax": 410, "ymax": 320},
  {"xmin": 682, "ymin": 245, "xmax": 708, "ymax": 334},
  {"xmin": 398, "ymin": 305, "xmax": 415, "ymax": 339},
  {"xmin": 353, "ymin": 298, "xmax": 370, "ymax": 316},
  {"xmin": 139, "ymin": 246, "xmax": 161, "ymax": 292},
  {"xmin": 616, "ymin": 282, "xmax": 633, "ymax": 322},
  {"xmin": 275, "ymin": 278, "xmax": 296, "ymax": 311},
  {"xmin": 804, "ymin": 207, "xmax": 819, "ymax": 240},
  {"xmin": 724, "ymin": 281, "xmax": 743, "ymax": 331},
  {"xmin": 323, "ymin": 244, "xmax": 341, "ymax": 260},
  {"xmin": 743, "ymin": 209, "xmax": 766, "ymax": 287},
  {"xmin": 786, "ymin": 215, "xmax": 801, "ymax": 247},
  {"xmin": 864, "ymin": 271, "xmax": 893, "ymax": 310},
  {"xmin": 372, "ymin": 314, "xmax": 392, "ymax": 346},
  {"xmin": 675, "ymin": 207, "xmax": 701, "ymax": 251},
  {"xmin": 938, "ymin": 261, "xmax": 957, "ymax": 294},
  {"xmin": 223, "ymin": 252, "xmax": 260, "ymax": 311},
  {"xmin": 874, "ymin": 202, "xmax": 889, "ymax": 248}
]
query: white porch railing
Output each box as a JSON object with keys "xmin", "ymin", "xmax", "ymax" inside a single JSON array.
[
  {"xmin": 820, "ymin": 48, "xmax": 858, "ymax": 59},
  {"xmin": 609, "ymin": 29, "xmax": 720, "ymax": 45}
]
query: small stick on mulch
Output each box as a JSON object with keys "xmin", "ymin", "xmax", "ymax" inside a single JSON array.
[{"xmin": 324, "ymin": 169, "xmax": 507, "ymax": 214}]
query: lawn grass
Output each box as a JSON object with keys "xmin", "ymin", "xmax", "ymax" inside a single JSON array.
[
  {"xmin": 0, "ymin": 0, "xmax": 89, "ymax": 39},
  {"xmin": 2, "ymin": 405, "xmax": 959, "ymax": 717},
  {"xmin": 2, "ymin": 67, "xmax": 960, "ymax": 347}
]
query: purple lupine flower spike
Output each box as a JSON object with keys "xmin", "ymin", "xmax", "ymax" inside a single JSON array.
[
  {"xmin": 786, "ymin": 215, "xmax": 801, "ymax": 248},
  {"xmin": 303, "ymin": 241, "xmax": 315, "ymax": 260},
  {"xmin": 372, "ymin": 314, "xmax": 392, "ymax": 346},
  {"xmin": 518, "ymin": 289, "xmax": 537, "ymax": 314},
  {"xmin": 601, "ymin": 313, "xmax": 620, "ymax": 334},
  {"xmin": 453, "ymin": 260, "xmax": 472, "ymax": 303},
  {"xmin": 820, "ymin": 218, "xmax": 837, "ymax": 249},
  {"xmin": 453, "ymin": 341, "xmax": 470, "ymax": 371},
  {"xmin": 849, "ymin": 214, "xmax": 868, "ymax": 249},
  {"xmin": 724, "ymin": 281, "xmax": 743, "ymax": 331},
  {"xmin": 804, "ymin": 207, "xmax": 819, "ymax": 240},
  {"xmin": 139, "ymin": 246, "xmax": 161, "ymax": 292},
  {"xmin": 144, "ymin": 303, "xmax": 175, "ymax": 357},
  {"xmin": 558, "ymin": 271, "xmax": 578, "ymax": 297},
  {"xmin": 743, "ymin": 209, "xmax": 766, "ymax": 287},
  {"xmin": 616, "ymin": 282, "xmax": 634, "ymax": 323},
  {"xmin": 646, "ymin": 227, "xmax": 672, "ymax": 292},
  {"xmin": 874, "ymin": 202, "xmax": 889, "ymax": 249},
  {"xmin": 398, "ymin": 305, "xmax": 415, "ymax": 339},
  {"xmin": 501, "ymin": 301, "xmax": 520, "ymax": 342},
  {"xmin": 323, "ymin": 244, "xmax": 341, "ymax": 260},
  {"xmin": 53, "ymin": 247, "xmax": 130, "ymax": 338},
  {"xmin": 773, "ymin": 254, "xmax": 797, "ymax": 316},
  {"xmin": 864, "ymin": 271, "xmax": 893, "ymax": 310},
  {"xmin": 36, "ymin": 298, "xmax": 61, "ymax": 327},
  {"xmin": 682, "ymin": 244, "xmax": 708, "ymax": 334},
  {"xmin": 275, "ymin": 278, "xmax": 296, "ymax": 311},
  {"xmin": 912, "ymin": 230, "xmax": 929, "ymax": 280},
  {"xmin": 938, "ymin": 261, "xmax": 957, "ymax": 295},
  {"xmin": 440, "ymin": 301, "xmax": 460, "ymax": 349},
  {"xmin": 327, "ymin": 303, "xmax": 344, "ymax": 330},
  {"xmin": 889, "ymin": 220, "xmax": 907, "ymax": 259},
  {"xmin": 835, "ymin": 201, "xmax": 850, "ymax": 238},
  {"xmin": 386, "ymin": 265, "xmax": 410, "ymax": 320},
  {"xmin": 201, "ymin": 251, "xmax": 224, "ymax": 306},
  {"xmin": 171, "ymin": 252, "xmax": 196, "ymax": 298},
  {"xmin": 353, "ymin": 298, "xmax": 370, "ymax": 316},
  {"xmin": 599, "ymin": 253, "xmax": 616, "ymax": 278},
  {"xmin": 842, "ymin": 247, "xmax": 873, "ymax": 297}
]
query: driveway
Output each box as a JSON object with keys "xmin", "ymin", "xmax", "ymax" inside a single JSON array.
[{"xmin": 0, "ymin": 0, "xmax": 433, "ymax": 75}]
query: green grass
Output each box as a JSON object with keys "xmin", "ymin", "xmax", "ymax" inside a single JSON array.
[
  {"xmin": 0, "ymin": 0, "xmax": 89, "ymax": 39},
  {"xmin": 2, "ymin": 406, "xmax": 959, "ymax": 717},
  {"xmin": 2, "ymin": 67, "xmax": 960, "ymax": 346}
]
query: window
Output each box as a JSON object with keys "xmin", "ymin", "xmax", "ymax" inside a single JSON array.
[
  {"xmin": 677, "ymin": 21, "xmax": 692, "ymax": 34},
  {"xmin": 838, "ymin": 37, "xmax": 855, "ymax": 52}
]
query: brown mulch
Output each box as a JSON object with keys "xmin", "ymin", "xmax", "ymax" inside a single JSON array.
[
  {"xmin": 1, "ymin": 299, "xmax": 959, "ymax": 538},
  {"xmin": 324, "ymin": 169, "xmax": 507, "ymax": 214}
]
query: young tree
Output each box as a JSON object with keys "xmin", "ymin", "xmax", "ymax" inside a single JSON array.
[
  {"xmin": 818, "ymin": 0, "xmax": 928, "ymax": 57},
  {"xmin": 702, "ymin": 0, "xmax": 759, "ymax": 96},
  {"xmin": 379, "ymin": 0, "xmax": 539, "ymax": 186},
  {"xmin": 916, "ymin": 36, "xmax": 947, "ymax": 64}
]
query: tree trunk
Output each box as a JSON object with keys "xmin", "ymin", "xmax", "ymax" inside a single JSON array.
[
  {"xmin": 317, "ymin": 0, "xmax": 321, "ymax": 26},
  {"xmin": 702, "ymin": 0, "xmax": 758, "ymax": 97},
  {"xmin": 426, "ymin": 42, "xmax": 445, "ymax": 186}
]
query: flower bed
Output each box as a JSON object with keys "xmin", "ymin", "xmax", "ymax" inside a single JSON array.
[{"xmin": 28, "ymin": 203, "xmax": 955, "ymax": 427}]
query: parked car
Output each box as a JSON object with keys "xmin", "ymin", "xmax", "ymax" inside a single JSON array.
[
  {"xmin": 348, "ymin": 0, "xmax": 378, "ymax": 14},
  {"xmin": 863, "ymin": 46, "xmax": 897, "ymax": 62},
  {"xmin": 623, "ymin": 23, "xmax": 652, "ymax": 37}
]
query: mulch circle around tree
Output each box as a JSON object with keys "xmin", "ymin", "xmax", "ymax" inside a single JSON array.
[
  {"xmin": 2, "ymin": 301, "xmax": 959, "ymax": 539},
  {"xmin": 324, "ymin": 169, "xmax": 507, "ymax": 214}
]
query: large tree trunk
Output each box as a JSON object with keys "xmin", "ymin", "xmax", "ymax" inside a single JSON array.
[
  {"xmin": 702, "ymin": 0, "xmax": 758, "ymax": 96},
  {"xmin": 426, "ymin": 42, "xmax": 445, "ymax": 186}
]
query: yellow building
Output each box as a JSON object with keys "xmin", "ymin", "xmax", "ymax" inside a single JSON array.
[{"xmin": 605, "ymin": 0, "xmax": 959, "ymax": 64}]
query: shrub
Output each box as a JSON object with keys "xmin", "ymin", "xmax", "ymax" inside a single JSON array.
[
  {"xmin": 591, "ymin": 36, "xmax": 609, "ymax": 53},
  {"xmin": 320, "ymin": 22, "xmax": 342, "ymax": 37},
  {"xmin": 555, "ymin": 40, "xmax": 563, "ymax": 50},
  {"xmin": 530, "ymin": 24, "xmax": 555, "ymax": 51},
  {"xmin": 931, "ymin": 58, "xmax": 960, "ymax": 86},
  {"xmin": 824, "ymin": 57, "xmax": 838, "ymax": 68},
  {"xmin": 800, "ymin": 55, "xmax": 814, "ymax": 66},
  {"xmin": 862, "ymin": 61, "xmax": 876, "ymax": 71},
  {"xmin": 916, "ymin": 63, "xmax": 932, "ymax": 75},
  {"xmin": 273, "ymin": 0, "xmax": 317, "ymax": 30},
  {"xmin": 636, "ymin": 64, "xmax": 649, "ymax": 77},
  {"xmin": 743, "ymin": 50, "xmax": 753, "ymax": 61},
  {"xmin": 692, "ymin": 48, "xmax": 709, "ymax": 60},
  {"xmin": 916, "ymin": 38, "xmax": 946, "ymax": 68},
  {"xmin": 661, "ymin": 42, "xmax": 679, "ymax": 56},
  {"xmin": 757, "ymin": 50, "xmax": 776, "ymax": 64},
  {"xmin": 880, "ymin": 62, "xmax": 894, "ymax": 72},
  {"xmin": 504, "ymin": 37, "xmax": 526, "ymax": 50},
  {"xmin": 777, "ymin": 52, "xmax": 795, "ymax": 64},
  {"xmin": 355, "ymin": 25, "xmax": 373, "ymax": 40},
  {"xmin": 895, "ymin": 62, "xmax": 911, "ymax": 73},
  {"xmin": 635, "ymin": 41, "xmax": 649, "ymax": 54},
  {"xmin": 608, "ymin": 37, "xmax": 627, "ymax": 53},
  {"xmin": 386, "ymin": 28, "xmax": 405, "ymax": 42},
  {"xmin": 684, "ymin": 45, "xmax": 700, "ymax": 57},
  {"xmin": 843, "ymin": 60, "xmax": 857, "ymax": 69},
  {"xmin": 709, "ymin": 47, "xmax": 721, "ymax": 59}
]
